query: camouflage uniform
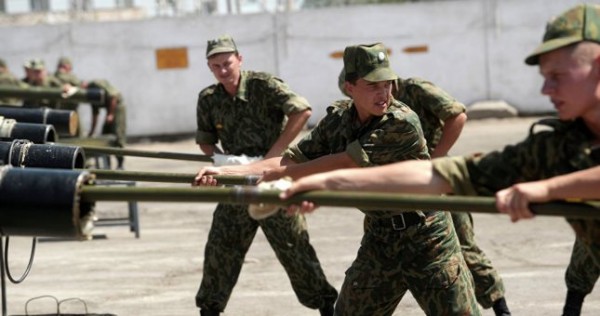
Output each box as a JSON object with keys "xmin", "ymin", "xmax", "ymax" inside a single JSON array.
[
  {"xmin": 87, "ymin": 80, "xmax": 127, "ymax": 149},
  {"xmin": 0, "ymin": 59, "xmax": 28, "ymax": 106},
  {"xmin": 54, "ymin": 59, "xmax": 82, "ymax": 135},
  {"xmin": 395, "ymin": 77, "xmax": 507, "ymax": 309},
  {"xmin": 340, "ymin": 68, "xmax": 507, "ymax": 309},
  {"xmin": 21, "ymin": 69, "xmax": 63, "ymax": 109},
  {"xmin": 433, "ymin": 118, "xmax": 600, "ymax": 305},
  {"xmin": 284, "ymin": 98, "xmax": 480, "ymax": 315},
  {"xmin": 195, "ymin": 70, "xmax": 338, "ymax": 312}
]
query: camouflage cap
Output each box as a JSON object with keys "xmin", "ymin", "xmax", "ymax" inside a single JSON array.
[
  {"xmin": 343, "ymin": 43, "xmax": 397, "ymax": 82},
  {"xmin": 57, "ymin": 56, "xmax": 72, "ymax": 67},
  {"xmin": 525, "ymin": 4, "xmax": 600, "ymax": 65},
  {"xmin": 24, "ymin": 58, "xmax": 45, "ymax": 70},
  {"xmin": 206, "ymin": 35, "xmax": 238, "ymax": 58}
]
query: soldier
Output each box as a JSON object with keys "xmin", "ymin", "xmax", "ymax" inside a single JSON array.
[
  {"xmin": 338, "ymin": 70, "xmax": 511, "ymax": 314},
  {"xmin": 195, "ymin": 42, "xmax": 481, "ymax": 315},
  {"xmin": 83, "ymin": 80, "xmax": 127, "ymax": 169},
  {"xmin": 0, "ymin": 58, "xmax": 28, "ymax": 106},
  {"xmin": 280, "ymin": 4, "xmax": 600, "ymax": 316},
  {"xmin": 21, "ymin": 58, "xmax": 63, "ymax": 108},
  {"xmin": 54, "ymin": 57, "xmax": 81, "ymax": 87},
  {"xmin": 54, "ymin": 57, "xmax": 83, "ymax": 136},
  {"xmin": 193, "ymin": 35, "xmax": 336, "ymax": 316}
]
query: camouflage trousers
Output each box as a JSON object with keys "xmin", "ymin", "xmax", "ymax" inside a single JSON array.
[
  {"xmin": 341, "ymin": 211, "xmax": 481, "ymax": 316},
  {"xmin": 101, "ymin": 104, "xmax": 127, "ymax": 148},
  {"xmin": 195, "ymin": 203, "xmax": 338, "ymax": 312},
  {"xmin": 565, "ymin": 218, "xmax": 600, "ymax": 294},
  {"xmin": 451, "ymin": 212, "xmax": 505, "ymax": 308}
]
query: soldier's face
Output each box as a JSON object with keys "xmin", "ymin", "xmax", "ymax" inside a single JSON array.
[
  {"xmin": 346, "ymin": 78, "xmax": 393, "ymax": 123},
  {"xmin": 539, "ymin": 43, "xmax": 600, "ymax": 121},
  {"xmin": 207, "ymin": 52, "xmax": 242, "ymax": 88},
  {"xmin": 27, "ymin": 68, "xmax": 46, "ymax": 85}
]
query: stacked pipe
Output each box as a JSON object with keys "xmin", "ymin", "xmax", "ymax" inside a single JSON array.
[
  {"xmin": 0, "ymin": 116, "xmax": 57, "ymax": 144},
  {"xmin": 0, "ymin": 166, "xmax": 95, "ymax": 239},
  {"xmin": 0, "ymin": 106, "xmax": 79, "ymax": 137},
  {"xmin": 0, "ymin": 139, "xmax": 85, "ymax": 169}
]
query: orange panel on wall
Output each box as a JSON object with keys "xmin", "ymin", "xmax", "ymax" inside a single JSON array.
[{"xmin": 156, "ymin": 47, "xmax": 189, "ymax": 70}]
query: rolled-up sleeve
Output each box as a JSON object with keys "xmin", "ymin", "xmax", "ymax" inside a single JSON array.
[{"xmin": 432, "ymin": 156, "xmax": 478, "ymax": 196}]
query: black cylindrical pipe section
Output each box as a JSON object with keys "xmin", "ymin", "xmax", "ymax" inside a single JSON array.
[
  {"xmin": 0, "ymin": 166, "xmax": 95, "ymax": 238},
  {"xmin": 1, "ymin": 122, "xmax": 57, "ymax": 143},
  {"xmin": 0, "ymin": 106, "xmax": 78, "ymax": 136},
  {"xmin": 0, "ymin": 140, "xmax": 85, "ymax": 169}
]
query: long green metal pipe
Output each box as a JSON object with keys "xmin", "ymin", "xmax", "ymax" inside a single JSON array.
[
  {"xmin": 79, "ymin": 186, "xmax": 600, "ymax": 219},
  {"xmin": 78, "ymin": 146, "xmax": 213, "ymax": 162},
  {"xmin": 0, "ymin": 86, "xmax": 105, "ymax": 104},
  {"xmin": 57, "ymin": 136, "xmax": 118, "ymax": 148},
  {"xmin": 85, "ymin": 168, "xmax": 258, "ymax": 185}
]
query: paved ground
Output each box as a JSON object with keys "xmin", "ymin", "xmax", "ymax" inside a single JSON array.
[{"xmin": 3, "ymin": 116, "xmax": 600, "ymax": 315}]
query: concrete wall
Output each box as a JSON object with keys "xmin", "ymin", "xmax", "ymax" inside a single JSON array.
[{"xmin": 0, "ymin": 0, "xmax": 585, "ymax": 137}]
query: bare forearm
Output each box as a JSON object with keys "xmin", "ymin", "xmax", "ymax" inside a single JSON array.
[
  {"xmin": 265, "ymin": 110, "xmax": 311, "ymax": 159},
  {"xmin": 431, "ymin": 112, "xmax": 467, "ymax": 158},
  {"xmin": 327, "ymin": 160, "xmax": 452, "ymax": 193},
  {"xmin": 285, "ymin": 160, "xmax": 453, "ymax": 196},
  {"xmin": 546, "ymin": 166, "xmax": 600, "ymax": 200},
  {"xmin": 215, "ymin": 156, "xmax": 284, "ymax": 175}
]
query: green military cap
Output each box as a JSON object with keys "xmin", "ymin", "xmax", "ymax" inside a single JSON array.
[
  {"xmin": 206, "ymin": 35, "xmax": 238, "ymax": 58},
  {"xmin": 525, "ymin": 4, "xmax": 600, "ymax": 65},
  {"xmin": 57, "ymin": 56, "xmax": 72, "ymax": 67},
  {"xmin": 24, "ymin": 58, "xmax": 45, "ymax": 70},
  {"xmin": 0, "ymin": 58, "xmax": 6, "ymax": 68},
  {"xmin": 343, "ymin": 43, "xmax": 397, "ymax": 82}
]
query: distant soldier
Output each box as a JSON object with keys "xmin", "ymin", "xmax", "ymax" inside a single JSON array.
[
  {"xmin": 54, "ymin": 57, "xmax": 81, "ymax": 87},
  {"xmin": 55, "ymin": 57, "xmax": 83, "ymax": 135},
  {"xmin": 0, "ymin": 58, "xmax": 28, "ymax": 106},
  {"xmin": 21, "ymin": 58, "xmax": 63, "ymax": 108},
  {"xmin": 83, "ymin": 80, "xmax": 127, "ymax": 169}
]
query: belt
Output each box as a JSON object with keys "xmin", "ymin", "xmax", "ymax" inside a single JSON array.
[{"xmin": 378, "ymin": 211, "xmax": 438, "ymax": 231}]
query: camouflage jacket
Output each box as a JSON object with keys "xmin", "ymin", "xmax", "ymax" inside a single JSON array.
[
  {"xmin": 433, "ymin": 118, "xmax": 600, "ymax": 242},
  {"xmin": 196, "ymin": 70, "xmax": 310, "ymax": 157},
  {"xmin": 54, "ymin": 71, "xmax": 81, "ymax": 86},
  {"xmin": 0, "ymin": 71, "xmax": 28, "ymax": 106},
  {"xmin": 394, "ymin": 77, "xmax": 466, "ymax": 153},
  {"xmin": 87, "ymin": 80, "xmax": 124, "ymax": 115},
  {"xmin": 21, "ymin": 75, "xmax": 63, "ymax": 108},
  {"xmin": 285, "ymin": 98, "xmax": 429, "ymax": 217}
]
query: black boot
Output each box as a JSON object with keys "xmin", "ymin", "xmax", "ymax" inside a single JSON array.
[
  {"xmin": 200, "ymin": 309, "xmax": 220, "ymax": 316},
  {"xmin": 562, "ymin": 290, "xmax": 586, "ymax": 316},
  {"xmin": 492, "ymin": 297, "xmax": 511, "ymax": 316},
  {"xmin": 319, "ymin": 303, "xmax": 334, "ymax": 316}
]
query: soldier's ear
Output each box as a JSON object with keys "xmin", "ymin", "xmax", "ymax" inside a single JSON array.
[
  {"xmin": 344, "ymin": 81, "xmax": 354, "ymax": 97},
  {"xmin": 593, "ymin": 51, "xmax": 600, "ymax": 79}
]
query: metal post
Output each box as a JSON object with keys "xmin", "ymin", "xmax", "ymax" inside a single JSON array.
[
  {"xmin": 0, "ymin": 237, "xmax": 7, "ymax": 316},
  {"xmin": 85, "ymin": 168, "xmax": 258, "ymax": 185}
]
